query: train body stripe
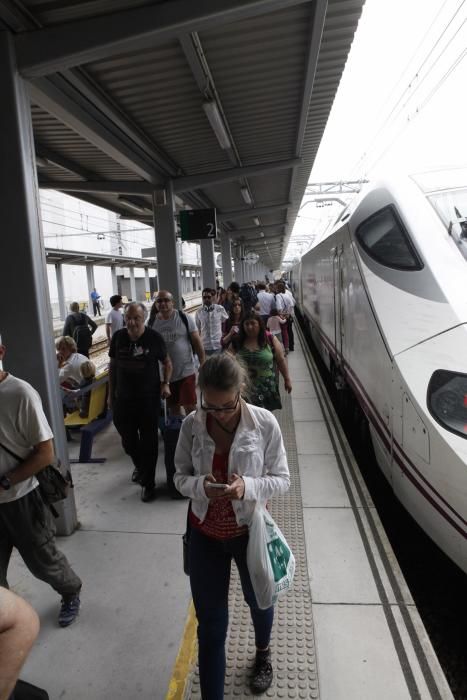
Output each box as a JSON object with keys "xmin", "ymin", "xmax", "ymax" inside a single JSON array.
[{"xmin": 306, "ymin": 314, "xmax": 467, "ymax": 536}]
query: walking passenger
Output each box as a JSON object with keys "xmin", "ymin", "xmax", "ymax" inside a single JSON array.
[
  {"xmin": 62, "ymin": 302, "xmax": 97, "ymax": 358},
  {"xmin": 233, "ymin": 312, "xmax": 292, "ymax": 411},
  {"xmin": 221, "ymin": 298, "xmax": 244, "ymax": 351},
  {"xmin": 0, "ymin": 340, "xmax": 82, "ymax": 628},
  {"xmin": 109, "ymin": 303, "xmax": 172, "ymax": 502},
  {"xmin": 148, "ymin": 291, "xmax": 205, "ymax": 415},
  {"xmin": 195, "ymin": 288, "xmax": 228, "ymax": 356},
  {"xmin": 0, "ymin": 587, "xmax": 41, "ymax": 699},
  {"xmin": 90, "ymin": 288, "xmax": 101, "ymax": 316},
  {"xmin": 174, "ymin": 353, "xmax": 290, "ymax": 698},
  {"xmin": 256, "ymin": 283, "xmax": 275, "ymax": 324},
  {"xmin": 105, "ymin": 294, "xmax": 124, "ymax": 345}
]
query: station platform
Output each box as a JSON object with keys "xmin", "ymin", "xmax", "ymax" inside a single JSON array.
[{"xmin": 8, "ymin": 330, "xmax": 452, "ymax": 699}]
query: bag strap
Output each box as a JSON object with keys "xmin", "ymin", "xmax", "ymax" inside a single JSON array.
[{"xmin": 179, "ymin": 310, "xmax": 195, "ymax": 353}]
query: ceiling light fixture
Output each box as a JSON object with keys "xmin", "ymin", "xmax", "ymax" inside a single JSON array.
[
  {"xmin": 203, "ymin": 101, "xmax": 232, "ymax": 150},
  {"xmin": 241, "ymin": 187, "xmax": 252, "ymax": 205},
  {"xmin": 253, "ymin": 217, "xmax": 260, "ymax": 226},
  {"xmin": 259, "ymin": 232, "xmax": 265, "ymax": 238}
]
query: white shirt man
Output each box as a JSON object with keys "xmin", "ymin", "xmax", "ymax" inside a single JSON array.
[
  {"xmin": 0, "ymin": 341, "xmax": 82, "ymax": 627},
  {"xmin": 195, "ymin": 288, "xmax": 228, "ymax": 354},
  {"xmin": 257, "ymin": 285, "xmax": 276, "ymax": 319},
  {"xmin": 105, "ymin": 294, "xmax": 124, "ymax": 344}
]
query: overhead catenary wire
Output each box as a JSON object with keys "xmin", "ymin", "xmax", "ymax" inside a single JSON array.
[
  {"xmin": 349, "ymin": 0, "xmax": 467, "ymax": 177},
  {"xmin": 363, "ymin": 47, "xmax": 467, "ymax": 174}
]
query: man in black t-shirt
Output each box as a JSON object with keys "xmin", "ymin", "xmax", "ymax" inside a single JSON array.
[{"xmin": 109, "ymin": 303, "xmax": 172, "ymax": 502}]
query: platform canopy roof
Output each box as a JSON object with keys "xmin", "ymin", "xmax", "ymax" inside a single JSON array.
[{"xmin": 1, "ymin": 0, "xmax": 364, "ymax": 269}]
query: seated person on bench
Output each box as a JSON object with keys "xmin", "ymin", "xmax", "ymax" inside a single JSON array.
[{"xmin": 61, "ymin": 360, "xmax": 96, "ymax": 418}]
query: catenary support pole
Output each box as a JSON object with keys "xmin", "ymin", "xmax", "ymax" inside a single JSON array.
[{"xmin": 0, "ymin": 34, "xmax": 77, "ymax": 534}]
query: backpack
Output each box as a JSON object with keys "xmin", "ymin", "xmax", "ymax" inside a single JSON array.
[
  {"xmin": 72, "ymin": 314, "xmax": 92, "ymax": 353},
  {"xmin": 239, "ymin": 284, "xmax": 258, "ymax": 311}
]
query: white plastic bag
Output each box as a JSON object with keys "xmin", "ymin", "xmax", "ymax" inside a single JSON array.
[{"xmin": 247, "ymin": 504, "xmax": 295, "ymax": 610}]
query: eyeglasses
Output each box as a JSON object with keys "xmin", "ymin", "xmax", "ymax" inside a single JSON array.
[
  {"xmin": 155, "ymin": 298, "xmax": 172, "ymax": 303},
  {"xmin": 200, "ymin": 392, "xmax": 240, "ymax": 412}
]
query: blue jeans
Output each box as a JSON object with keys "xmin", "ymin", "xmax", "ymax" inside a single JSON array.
[{"xmin": 189, "ymin": 528, "xmax": 274, "ymax": 700}]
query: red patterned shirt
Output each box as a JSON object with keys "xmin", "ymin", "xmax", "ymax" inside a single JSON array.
[{"xmin": 189, "ymin": 451, "xmax": 248, "ymax": 540}]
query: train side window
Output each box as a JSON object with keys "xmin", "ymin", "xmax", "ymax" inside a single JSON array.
[{"xmin": 356, "ymin": 205, "xmax": 423, "ymax": 271}]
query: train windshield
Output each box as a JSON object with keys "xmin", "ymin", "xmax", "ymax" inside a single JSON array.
[{"xmin": 412, "ymin": 168, "xmax": 467, "ymax": 261}]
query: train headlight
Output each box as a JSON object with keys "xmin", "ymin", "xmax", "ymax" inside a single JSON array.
[{"xmin": 427, "ymin": 370, "xmax": 467, "ymax": 439}]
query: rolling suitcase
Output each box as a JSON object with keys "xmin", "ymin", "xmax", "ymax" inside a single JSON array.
[{"xmin": 162, "ymin": 400, "xmax": 184, "ymax": 498}]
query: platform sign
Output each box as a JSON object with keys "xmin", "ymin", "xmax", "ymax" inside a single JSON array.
[{"xmin": 180, "ymin": 208, "xmax": 217, "ymax": 241}]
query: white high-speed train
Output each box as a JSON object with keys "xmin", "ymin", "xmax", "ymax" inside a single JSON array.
[{"xmin": 291, "ymin": 169, "xmax": 467, "ymax": 574}]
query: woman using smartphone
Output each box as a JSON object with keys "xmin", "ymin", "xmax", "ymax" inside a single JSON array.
[
  {"xmin": 221, "ymin": 298, "xmax": 244, "ymax": 351},
  {"xmin": 174, "ymin": 353, "xmax": 290, "ymax": 699}
]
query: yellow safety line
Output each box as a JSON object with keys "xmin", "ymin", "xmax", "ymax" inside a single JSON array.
[{"xmin": 165, "ymin": 600, "xmax": 198, "ymax": 700}]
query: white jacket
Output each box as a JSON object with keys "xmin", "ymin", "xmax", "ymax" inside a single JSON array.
[{"xmin": 174, "ymin": 400, "xmax": 290, "ymax": 526}]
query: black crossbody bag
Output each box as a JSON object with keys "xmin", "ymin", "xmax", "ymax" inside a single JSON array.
[{"xmin": 0, "ymin": 441, "xmax": 73, "ymax": 517}]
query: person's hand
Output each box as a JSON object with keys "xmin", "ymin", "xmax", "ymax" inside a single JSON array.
[
  {"xmin": 284, "ymin": 378, "xmax": 292, "ymax": 394},
  {"xmin": 224, "ymin": 473, "xmax": 245, "ymax": 500},
  {"xmin": 204, "ymin": 474, "xmax": 228, "ymax": 499},
  {"xmin": 161, "ymin": 383, "xmax": 171, "ymax": 400}
]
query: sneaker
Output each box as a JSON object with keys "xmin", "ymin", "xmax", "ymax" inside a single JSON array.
[
  {"xmin": 250, "ymin": 650, "xmax": 273, "ymax": 694},
  {"xmin": 58, "ymin": 595, "xmax": 80, "ymax": 627},
  {"xmin": 131, "ymin": 469, "xmax": 142, "ymax": 484}
]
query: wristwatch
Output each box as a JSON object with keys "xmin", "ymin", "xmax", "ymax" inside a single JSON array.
[{"xmin": 0, "ymin": 475, "xmax": 11, "ymax": 490}]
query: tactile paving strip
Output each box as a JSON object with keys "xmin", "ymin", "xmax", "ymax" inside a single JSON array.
[{"xmin": 185, "ymin": 385, "xmax": 320, "ymax": 699}]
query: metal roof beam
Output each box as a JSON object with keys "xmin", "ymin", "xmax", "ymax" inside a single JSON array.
[
  {"xmin": 38, "ymin": 180, "xmax": 155, "ymax": 195},
  {"xmin": 228, "ymin": 223, "xmax": 288, "ymax": 236},
  {"xmin": 16, "ymin": 0, "xmax": 311, "ymax": 78},
  {"xmin": 218, "ymin": 202, "xmax": 290, "ymax": 222},
  {"xmin": 294, "ymin": 0, "xmax": 327, "ymax": 159},
  {"xmin": 29, "ymin": 76, "xmax": 164, "ymax": 186},
  {"xmin": 62, "ymin": 68, "xmax": 179, "ymax": 177},
  {"xmin": 173, "ymin": 158, "xmax": 301, "ymax": 193},
  {"xmin": 36, "ymin": 143, "xmax": 96, "ymax": 180}
]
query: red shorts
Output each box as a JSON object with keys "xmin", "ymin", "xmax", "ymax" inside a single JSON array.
[{"xmin": 168, "ymin": 373, "xmax": 197, "ymax": 408}]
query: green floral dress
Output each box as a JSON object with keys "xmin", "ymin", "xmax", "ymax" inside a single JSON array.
[{"xmin": 237, "ymin": 343, "xmax": 282, "ymax": 412}]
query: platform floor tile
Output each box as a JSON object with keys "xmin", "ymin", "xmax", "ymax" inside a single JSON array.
[
  {"xmin": 303, "ymin": 508, "xmax": 382, "ymax": 605},
  {"xmin": 313, "ymin": 603, "xmax": 412, "ymax": 700},
  {"xmin": 295, "ymin": 421, "xmax": 335, "ymax": 455},
  {"xmin": 292, "ymin": 397, "xmax": 324, "ymax": 421},
  {"xmin": 298, "ymin": 454, "xmax": 351, "ymax": 508}
]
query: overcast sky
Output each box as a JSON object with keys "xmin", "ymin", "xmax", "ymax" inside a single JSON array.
[{"xmin": 285, "ymin": 0, "xmax": 467, "ymax": 261}]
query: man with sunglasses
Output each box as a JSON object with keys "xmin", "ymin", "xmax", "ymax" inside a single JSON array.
[
  {"xmin": 195, "ymin": 288, "xmax": 228, "ymax": 356},
  {"xmin": 149, "ymin": 291, "xmax": 205, "ymax": 415}
]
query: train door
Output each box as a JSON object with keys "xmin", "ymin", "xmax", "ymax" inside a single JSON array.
[{"xmin": 332, "ymin": 244, "xmax": 344, "ymax": 361}]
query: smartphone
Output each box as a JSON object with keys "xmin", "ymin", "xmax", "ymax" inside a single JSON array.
[{"xmin": 208, "ymin": 483, "xmax": 228, "ymax": 489}]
